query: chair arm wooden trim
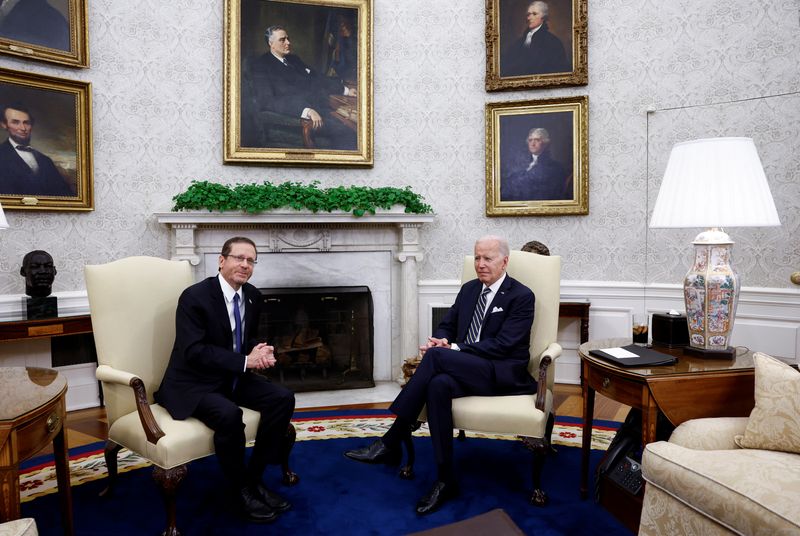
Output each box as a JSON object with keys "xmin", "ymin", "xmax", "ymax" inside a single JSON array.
[
  {"xmin": 95, "ymin": 365, "xmax": 166, "ymax": 444},
  {"xmin": 535, "ymin": 354, "xmax": 552, "ymax": 411},
  {"xmin": 129, "ymin": 377, "xmax": 166, "ymax": 444}
]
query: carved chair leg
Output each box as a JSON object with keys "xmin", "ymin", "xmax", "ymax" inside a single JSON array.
[
  {"xmin": 522, "ymin": 436, "xmax": 550, "ymax": 507},
  {"xmin": 281, "ymin": 423, "xmax": 300, "ymax": 486},
  {"xmin": 99, "ymin": 441, "xmax": 123, "ymax": 498},
  {"xmin": 398, "ymin": 421, "xmax": 423, "ymax": 480},
  {"xmin": 152, "ymin": 464, "xmax": 187, "ymax": 536}
]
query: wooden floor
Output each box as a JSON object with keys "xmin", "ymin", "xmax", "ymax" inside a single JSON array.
[{"xmin": 45, "ymin": 383, "xmax": 628, "ymax": 457}]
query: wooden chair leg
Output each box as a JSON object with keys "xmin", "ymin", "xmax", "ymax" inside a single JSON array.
[
  {"xmin": 152, "ymin": 464, "xmax": 188, "ymax": 536},
  {"xmin": 522, "ymin": 436, "xmax": 549, "ymax": 507},
  {"xmin": 99, "ymin": 441, "xmax": 122, "ymax": 497},
  {"xmin": 282, "ymin": 423, "xmax": 300, "ymax": 486}
]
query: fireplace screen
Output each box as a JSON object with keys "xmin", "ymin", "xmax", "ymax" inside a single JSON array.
[{"xmin": 257, "ymin": 286, "xmax": 374, "ymax": 392}]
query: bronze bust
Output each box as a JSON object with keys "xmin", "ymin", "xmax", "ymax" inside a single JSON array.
[{"xmin": 20, "ymin": 250, "xmax": 57, "ymax": 298}]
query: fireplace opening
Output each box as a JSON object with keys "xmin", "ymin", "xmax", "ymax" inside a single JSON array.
[{"xmin": 257, "ymin": 286, "xmax": 374, "ymax": 393}]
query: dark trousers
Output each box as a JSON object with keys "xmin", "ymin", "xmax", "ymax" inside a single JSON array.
[
  {"xmin": 389, "ymin": 347, "xmax": 496, "ymax": 473},
  {"xmin": 193, "ymin": 372, "xmax": 295, "ymax": 490}
]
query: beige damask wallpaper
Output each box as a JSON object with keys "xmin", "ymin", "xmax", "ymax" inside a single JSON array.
[{"xmin": 0, "ymin": 0, "xmax": 797, "ymax": 295}]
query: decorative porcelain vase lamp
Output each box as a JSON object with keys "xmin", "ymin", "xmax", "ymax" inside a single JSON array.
[{"xmin": 649, "ymin": 138, "xmax": 780, "ymax": 358}]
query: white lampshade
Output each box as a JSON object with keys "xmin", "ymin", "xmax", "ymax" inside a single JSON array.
[
  {"xmin": 649, "ymin": 137, "xmax": 780, "ymax": 229},
  {"xmin": 0, "ymin": 202, "xmax": 8, "ymax": 229}
]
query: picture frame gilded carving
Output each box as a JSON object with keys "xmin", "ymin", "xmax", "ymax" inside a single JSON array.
[
  {"xmin": 224, "ymin": 0, "xmax": 373, "ymax": 166},
  {"xmin": 0, "ymin": 68, "xmax": 93, "ymax": 211},
  {"xmin": 0, "ymin": 0, "xmax": 89, "ymax": 68},
  {"xmin": 486, "ymin": 96, "xmax": 588, "ymax": 216},
  {"xmin": 485, "ymin": 0, "xmax": 587, "ymax": 91}
]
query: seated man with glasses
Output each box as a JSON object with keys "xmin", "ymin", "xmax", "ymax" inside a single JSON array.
[{"xmin": 155, "ymin": 236, "xmax": 295, "ymax": 524}]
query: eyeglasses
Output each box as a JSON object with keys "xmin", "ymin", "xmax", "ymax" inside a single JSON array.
[{"xmin": 223, "ymin": 254, "xmax": 258, "ymax": 266}]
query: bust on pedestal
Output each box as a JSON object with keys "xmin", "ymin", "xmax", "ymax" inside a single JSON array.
[{"xmin": 20, "ymin": 250, "xmax": 58, "ymax": 319}]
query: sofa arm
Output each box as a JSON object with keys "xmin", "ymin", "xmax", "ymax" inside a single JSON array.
[
  {"xmin": 96, "ymin": 364, "xmax": 166, "ymax": 445},
  {"xmin": 668, "ymin": 417, "xmax": 749, "ymax": 450}
]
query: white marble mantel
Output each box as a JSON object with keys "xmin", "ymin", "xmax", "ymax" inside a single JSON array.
[{"xmin": 155, "ymin": 210, "xmax": 434, "ymax": 382}]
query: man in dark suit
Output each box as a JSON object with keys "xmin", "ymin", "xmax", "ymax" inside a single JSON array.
[
  {"xmin": 501, "ymin": 1, "xmax": 568, "ymax": 77},
  {"xmin": 247, "ymin": 25, "xmax": 357, "ymax": 150},
  {"xmin": 501, "ymin": 127, "xmax": 571, "ymax": 201},
  {"xmin": 345, "ymin": 235, "xmax": 536, "ymax": 514},
  {"xmin": 0, "ymin": 104, "xmax": 74, "ymax": 197},
  {"xmin": 155, "ymin": 237, "xmax": 295, "ymax": 524},
  {"xmin": 0, "ymin": 0, "xmax": 70, "ymax": 51}
]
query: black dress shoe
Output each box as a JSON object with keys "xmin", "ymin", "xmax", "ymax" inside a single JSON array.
[
  {"xmin": 344, "ymin": 439, "xmax": 401, "ymax": 465},
  {"xmin": 415, "ymin": 480, "xmax": 459, "ymax": 515},
  {"xmin": 238, "ymin": 487, "xmax": 278, "ymax": 523},
  {"xmin": 252, "ymin": 483, "xmax": 291, "ymax": 513}
]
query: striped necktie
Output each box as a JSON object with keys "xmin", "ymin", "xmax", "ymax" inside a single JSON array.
[{"xmin": 464, "ymin": 288, "xmax": 491, "ymax": 344}]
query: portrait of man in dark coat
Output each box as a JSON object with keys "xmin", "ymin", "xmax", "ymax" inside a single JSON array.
[{"xmin": 500, "ymin": 0, "xmax": 569, "ymax": 77}]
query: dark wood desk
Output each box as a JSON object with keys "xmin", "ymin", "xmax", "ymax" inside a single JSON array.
[
  {"xmin": 0, "ymin": 313, "xmax": 92, "ymax": 343},
  {"xmin": 0, "ymin": 367, "xmax": 73, "ymax": 535}
]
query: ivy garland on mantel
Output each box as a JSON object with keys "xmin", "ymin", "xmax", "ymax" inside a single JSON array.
[{"xmin": 171, "ymin": 180, "xmax": 433, "ymax": 217}]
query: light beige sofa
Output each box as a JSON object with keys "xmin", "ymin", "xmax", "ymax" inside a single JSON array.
[{"xmin": 639, "ymin": 417, "xmax": 800, "ymax": 535}]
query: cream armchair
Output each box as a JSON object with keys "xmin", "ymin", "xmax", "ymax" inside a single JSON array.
[
  {"xmin": 402, "ymin": 250, "xmax": 562, "ymax": 506},
  {"xmin": 85, "ymin": 256, "xmax": 298, "ymax": 535}
]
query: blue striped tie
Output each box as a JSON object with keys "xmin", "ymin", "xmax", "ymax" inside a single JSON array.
[
  {"xmin": 233, "ymin": 294, "xmax": 243, "ymax": 354},
  {"xmin": 232, "ymin": 294, "xmax": 242, "ymax": 391},
  {"xmin": 464, "ymin": 288, "xmax": 491, "ymax": 344}
]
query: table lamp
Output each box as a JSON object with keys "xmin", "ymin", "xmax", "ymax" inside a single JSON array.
[{"xmin": 649, "ymin": 137, "xmax": 780, "ymax": 358}]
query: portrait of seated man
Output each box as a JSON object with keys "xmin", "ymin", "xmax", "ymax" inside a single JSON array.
[
  {"xmin": 500, "ymin": 1, "xmax": 568, "ymax": 77},
  {"xmin": 0, "ymin": 0, "xmax": 70, "ymax": 51},
  {"xmin": 501, "ymin": 127, "xmax": 572, "ymax": 202},
  {"xmin": 0, "ymin": 103, "xmax": 75, "ymax": 197},
  {"xmin": 245, "ymin": 25, "xmax": 357, "ymax": 151}
]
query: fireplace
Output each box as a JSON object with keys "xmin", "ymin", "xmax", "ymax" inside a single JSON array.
[
  {"xmin": 156, "ymin": 210, "xmax": 434, "ymax": 385},
  {"xmin": 258, "ymin": 286, "xmax": 374, "ymax": 392}
]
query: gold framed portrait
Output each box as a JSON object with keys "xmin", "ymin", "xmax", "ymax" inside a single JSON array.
[
  {"xmin": 0, "ymin": 68, "xmax": 93, "ymax": 211},
  {"xmin": 485, "ymin": 0, "xmax": 587, "ymax": 91},
  {"xmin": 0, "ymin": 0, "xmax": 89, "ymax": 68},
  {"xmin": 224, "ymin": 0, "xmax": 373, "ymax": 166},
  {"xmin": 486, "ymin": 96, "xmax": 588, "ymax": 217}
]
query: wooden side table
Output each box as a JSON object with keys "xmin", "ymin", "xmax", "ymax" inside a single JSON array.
[
  {"xmin": 578, "ymin": 339, "xmax": 758, "ymax": 532},
  {"xmin": 0, "ymin": 367, "xmax": 73, "ymax": 535}
]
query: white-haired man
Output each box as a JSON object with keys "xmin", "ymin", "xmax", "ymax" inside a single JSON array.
[{"xmin": 345, "ymin": 236, "xmax": 537, "ymax": 515}]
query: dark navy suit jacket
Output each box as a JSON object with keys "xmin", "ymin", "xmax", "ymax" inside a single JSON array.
[
  {"xmin": 434, "ymin": 275, "xmax": 536, "ymax": 393},
  {"xmin": 156, "ymin": 276, "xmax": 263, "ymax": 420},
  {"xmin": 0, "ymin": 141, "xmax": 73, "ymax": 196}
]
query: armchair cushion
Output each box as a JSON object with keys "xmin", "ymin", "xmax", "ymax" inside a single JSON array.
[
  {"xmin": 451, "ymin": 390, "xmax": 553, "ymax": 437},
  {"xmin": 734, "ymin": 352, "xmax": 800, "ymax": 454},
  {"xmin": 108, "ymin": 404, "xmax": 261, "ymax": 470}
]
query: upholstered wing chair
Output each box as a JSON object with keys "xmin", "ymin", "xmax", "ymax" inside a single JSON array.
[
  {"xmin": 401, "ymin": 250, "xmax": 562, "ymax": 506},
  {"xmin": 85, "ymin": 256, "xmax": 298, "ymax": 536}
]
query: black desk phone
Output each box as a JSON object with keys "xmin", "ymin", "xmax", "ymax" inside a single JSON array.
[{"xmin": 607, "ymin": 455, "xmax": 644, "ymax": 495}]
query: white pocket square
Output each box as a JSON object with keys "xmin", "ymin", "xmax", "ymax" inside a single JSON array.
[{"xmin": 491, "ymin": 306, "xmax": 503, "ymax": 313}]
